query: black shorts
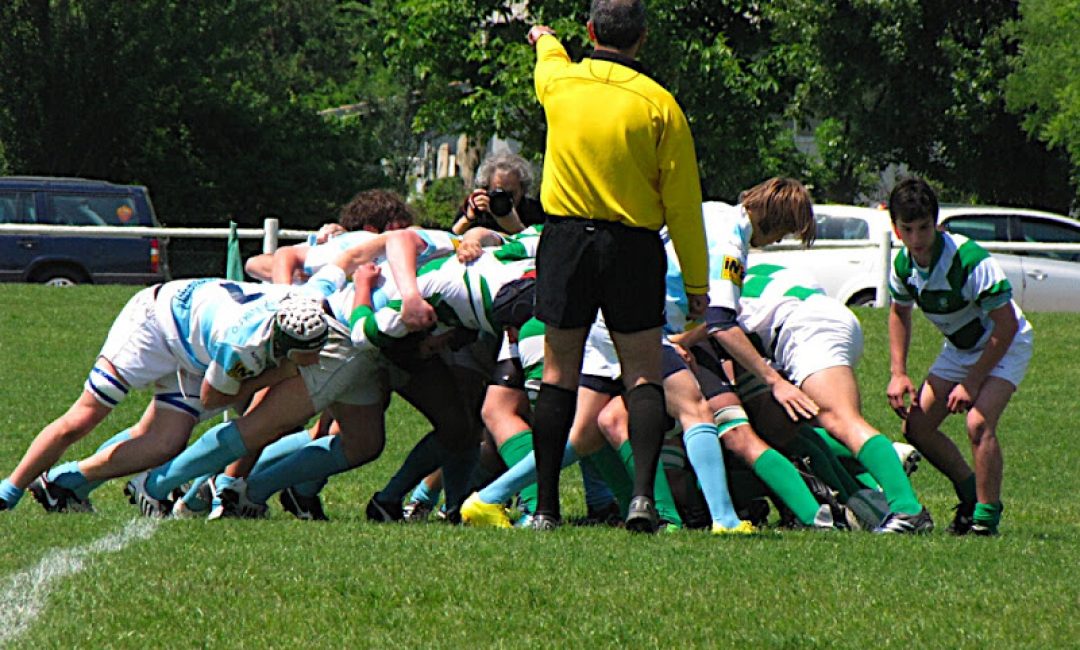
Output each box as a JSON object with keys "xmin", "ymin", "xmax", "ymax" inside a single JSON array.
[
  {"xmin": 535, "ymin": 216, "xmax": 665, "ymax": 333},
  {"xmin": 579, "ymin": 373, "xmax": 624, "ymax": 396},
  {"xmin": 689, "ymin": 341, "xmax": 736, "ymax": 400}
]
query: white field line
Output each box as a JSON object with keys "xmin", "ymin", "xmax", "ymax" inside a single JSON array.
[{"xmin": 0, "ymin": 518, "xmax": 159, "ymax": 647}]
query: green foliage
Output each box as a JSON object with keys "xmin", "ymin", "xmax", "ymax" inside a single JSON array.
[
  {"xmin": 1, "ymin": 285, "xmax": 1079, "ymax": 647},
  {"xmin": 1007, "ymin": 0, "xmax": 1080, "ymax": 202},
  {"xmin": 409, "ymin": 176, "xmax": 468, "ymax": 229}
]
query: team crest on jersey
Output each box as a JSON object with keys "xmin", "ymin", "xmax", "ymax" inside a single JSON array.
[
  {"xmin": 721, "ymin": 256, "xmax": 745, "ymax": 287},
  {"xmin": 227, "ymin": 363, "xmax": 255, "ymax": 381}
]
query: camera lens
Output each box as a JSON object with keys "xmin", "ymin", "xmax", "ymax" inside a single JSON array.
[{"xmin": 487, "ymin": 188, "xmax": 514, "ymax": 217}]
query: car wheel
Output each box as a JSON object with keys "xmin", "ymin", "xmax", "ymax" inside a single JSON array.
[
  {"xmin": 32, "ymin": 266, "xmax": 88, "ymax": 287},
  {"xmin": 847, "ymin": 290, "xmax": 877, "ymax": 307}
]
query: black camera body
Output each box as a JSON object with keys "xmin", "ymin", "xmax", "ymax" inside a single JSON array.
[{"xmin": 487, "ymin": 188, "xmax": 515, "ymax": 217}]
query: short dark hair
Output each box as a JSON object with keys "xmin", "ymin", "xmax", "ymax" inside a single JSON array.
[
  {"xmin": 888, "ymin": 177, "xmax": 938, "ymax": 225},
  {"xmin": 590, "ymin": 0, "xmax": 646, "ymax": 49},
  {"xmin": 338, "ymin": 189, "xmax": 414, "ymax": 232}
]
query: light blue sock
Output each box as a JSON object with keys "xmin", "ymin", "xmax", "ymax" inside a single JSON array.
[
  {"xmin": 0, "ymin": 479, "xmax": 24, "ymax": 508},
  {"xmin": 247, "ymin": 436, "xmax": 350, "ymax": 505},
  {"xmin": 181, "ymin": 474, "xmax": 212, "ymax": 511},
  {"xmin": 683, "ymin": 422, "xmax": 740, "ymax": 528},
  {"xmin": 409, "ymin": 480, "xmax": 441, "ymax": 507},
  {"xmin": 145, "ymin": 421, "xmax": 248, "ymax": 500},
  {"xmin": 580, "ymin": 456, "xmax": 616, "ymax": 508},
  {"xmin": 478, "ymin": 442, "xmax": 578, "ymax": 505},
  {"xmin": 249, "ymin": 430, "xmax": 311, "ymax": 475},
  {"xmin": 51, "ymin": 427, "xmax": 134, "ymax": 500}
]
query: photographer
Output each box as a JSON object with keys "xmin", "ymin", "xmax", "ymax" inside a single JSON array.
[{"xmin": 452, "ymin": 152, "xmax": 546, "ymax": 235}]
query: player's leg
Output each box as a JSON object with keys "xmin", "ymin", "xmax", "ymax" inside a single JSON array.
[{"xmin": 964, "ymin": 377, "xmax": 1015, "ymax": 535}]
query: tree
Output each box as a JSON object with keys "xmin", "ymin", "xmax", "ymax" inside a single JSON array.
[{"xmin": 1007, "ymin": 0, "xmax": 1080, "ymax": 206}]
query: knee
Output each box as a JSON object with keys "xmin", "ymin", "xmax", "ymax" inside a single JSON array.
[
  {"xmin": 966, "ymin": 412, "xmax": 994, "ymax": 446},
  {"xmin": 720, "ymin": 425, "xmax": 755, "ymax": 460}
]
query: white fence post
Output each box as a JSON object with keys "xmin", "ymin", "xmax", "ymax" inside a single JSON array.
[
  {"xmin": 262, "ymin": 218, "xmax": 280, "ymax": 254},
  {"xmin": 876, "ymin": 229, "xmax": 892, "ymax": 309}
]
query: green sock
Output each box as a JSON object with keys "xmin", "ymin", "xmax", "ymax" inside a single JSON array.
[
  {"xmin": 753, "ymin": 449, "xmax": 820, "ymax": 526},
  {"xmin": 955, "ymin": 473, "xmax": 977, "ymax": 505},
  {"xmin": 814, "ymin": 427, "xmax": 854, "ymax": 460},
  {"xmin": 815, "ymin": 427, "xmax": 882, "ymax": 490},
  {"xmin": 586, "ymin": 445, "xmax": 633, "ymax": 516},
  {"xmin": 498, "ymin": 430, "xmax": 536, "ymax": 512},
  {"xmin": 856, "ymin": 435, "xmax": 922, "ymax": 515},
  {"xmin": 973, "ymin": 501, "xmax": 1003, "ymax": 531},
  {"xmin": 789, "ymin": 427, "xmax": 860, "ymax": 501},
  {"xmin": 617, "ymin": 441, "xmax": 682, "ymax": 527}
]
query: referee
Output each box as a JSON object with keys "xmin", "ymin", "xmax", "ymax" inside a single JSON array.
[{"xmin": 526, "ymin": 0, "xmax": 709, "ymax": 532}]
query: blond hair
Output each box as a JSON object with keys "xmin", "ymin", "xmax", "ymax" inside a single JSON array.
[{"xmin": 741, "ymin": 177, "xmax": 815, "ymax": 247}]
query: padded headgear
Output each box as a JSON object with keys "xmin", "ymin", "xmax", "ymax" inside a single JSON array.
[
  {"xmin": 491, "ymin": 274, "xmax": 536, "ymax": 330},
  {"xmin": 274, "ymin": 294, "xmax": 329, "ymax": 353}
]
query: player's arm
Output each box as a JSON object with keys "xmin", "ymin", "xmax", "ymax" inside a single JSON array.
[
  {"xmin": 383, "ymin": 229, "xmax": 437, "ymax": 331},
  {"xmin": 886, "ymin": 301, "xmax": 917, "ymax": 417},
  {"xmin": 947, "ymin": 303, "xmax": 1019, "ymax": 412},
  {"xmin": 200, "ymin": 361, "xmax": 298, "ymax": 410},
  {"xmin": 708, "ymin": 318, "xmax": 818, "ymax": 421},
  {"xmin": 270, "ymin": 244, "xmax": 310, "ymax": 284}
]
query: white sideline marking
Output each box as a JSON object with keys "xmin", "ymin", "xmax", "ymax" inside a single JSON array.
[{"xmin": 0, "ymin": 518, "xmax": 159, "ymax": 647}]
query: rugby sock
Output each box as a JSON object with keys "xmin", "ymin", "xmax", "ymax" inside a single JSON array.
[
  {"xmin": 441, "ymin": 444, "xmax": 480, "ymax": 514},
  {"xmin": 617, "ymin": 440, "xmax": 682, "ymax": 527},
  {"xmin": 955, "ymin": 473, "xmax": 978, "ymax": 505},
  {"xmin": 788, "ymin": 427, "xmax": 859, "ymax": 501},
  {"xmin": 584, "ymin": 446, "xmax": 633, "ymax": 515},
  {"xmin": 377, "ymin": 432, "xmax": 443, "ymax": 504},
  {"xmin": 856, "ymin": 434, "xmax": 922, "ymax": 515},
  {"xmin": 973, "ymin": 501, "xmax": 1003, "ymax": 531},
  {"xmin": 409, "ymin": 479, "xmax": 441, "ymax": 508},
  {"xmin": 579, "ymin": 456, "xmax": 616, "ymax": 509},
  {"xmin": 477, "ymin": 443, "xmax": 578, "ymax": 506},
  {"xmin": 683, "ymin": 423, "xmax": 740, "ymax": 528},
  {"xmin": 247, "ymin": 435, "xmax": 351, "ymax": 505},
  {"xmin": 249, "ymin": 430, "xmax": 312, "ymax": 476},
  {"xmin": 145, "ymin": 421, "xmax": 248, "ymax": 500},
  {"xmin": 813, "ymin": 427, "xmax": 880, "ymax": 490},
  {"xmin": 625, "ymin": 383, "xmax": 666, "ymax": 499},
  {"xmin": 0, "ymin": 479, "xmax": 24, "ymax": 508},
  {"xmin": 53, "ymin": 427, "xmax": 134, "ymax": 500},
  {"xmin": 530, "ymin": 383, "xmax": 577, "ymax": 517},
  {"xmin": 497, "ymin": 430, "xmax": 536, "ymax": 511},
  {"xmin": 752, "ymin": 449, "xmax": 820, "ymax": 526},
  {"xmin": 181, "ymin": 474, "xmax": 212, "ymax": 511}
]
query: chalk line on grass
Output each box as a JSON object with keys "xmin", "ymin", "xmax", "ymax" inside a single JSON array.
[{"xmin": 0, "ymin": 518, "xmax": 159, "ymax": 647}]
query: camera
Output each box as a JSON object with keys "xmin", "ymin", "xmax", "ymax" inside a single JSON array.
[{"xmin": 487, "ymin": 188, "xmax": 515, "ymax": 218}]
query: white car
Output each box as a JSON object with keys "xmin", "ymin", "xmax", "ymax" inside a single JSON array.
[{"xmin": 746, "ymin": 204, "xmax": 1080, "ymax": 311}]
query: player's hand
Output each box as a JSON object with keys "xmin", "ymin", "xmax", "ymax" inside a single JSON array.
[
  {"xmin": 351, "ymin": 262, "xmax": 381, "ymax": 287},
  {"xmin": 401, "ymin": 293, "xmax": 437, "ymax": 332},
  {"xmin": 528, "ymin": 25, "xmax": 555, "ymax": 46},
  {"xmin": 315, "ymin": 222, "xmax": 346, "ymax": 244},
  {"xmin": 772, "ymin": 379, "xmax": 819, "ymax": 421},
  {"xmin": 672, "ymin": 343, "xmax": 696, "ymax": 372},
  {"xmin": 456, "ymin": 238, "xmax": 484, "ymax": 263},
  {"xmin": 887, "ymin": 374, "xmax": 917, "ymax": 419},
  {"xmin": 687, "ymin": 293, "xmax": 709, "ymax": 321},
  {"xmin": 946, "ymin": 383, "xmax": 975, "ymax": 414}
]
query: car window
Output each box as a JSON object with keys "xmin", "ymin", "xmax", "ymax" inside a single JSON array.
[
  {"xmin": 941, "ymin": 216, "xmax": 1009, "ymax": 242},
  {"xmin": 0, "ymin": 191, "xmax": 35, "ymax": 224},
  {"xmin": 815, "ymin": 214, "xmax": 869, "ymax": 240},
  {"xmin": 47, "ymin": 193, "xmax": 139, "ymax": 227},
  {"xmin": 1018, "ymin": 218, "xmax": 1080, "ymax": 262}
]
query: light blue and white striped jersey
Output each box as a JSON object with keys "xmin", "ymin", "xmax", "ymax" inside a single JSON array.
[
  {"xmin": 155, "ymin": 269, "xmax": 342, "ymax": 395},
  {"xmin": 662, "ymin": 202, "xmax": 750, "ymax": 334}
]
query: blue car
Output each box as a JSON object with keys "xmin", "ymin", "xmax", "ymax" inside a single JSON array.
[{"xmin": 0, "ymin": 176, "xmax": 169, "ymax": 285}]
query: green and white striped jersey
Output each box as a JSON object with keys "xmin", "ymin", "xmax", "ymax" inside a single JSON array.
[
  {"xmin": 889, "ymin": 231, "xmax": 1020, "ymax": 350},
  {"xmin": 738, "ymin": 264, "xmax": 827, "ymax": 352},
  {"xmin": 348, "ymin": 244, "xmax": 535, "ymax": 352}
]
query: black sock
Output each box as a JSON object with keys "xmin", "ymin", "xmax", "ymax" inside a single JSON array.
[
  {"xmin": 531, "ymin": 383, "xmax": 577, "ymax": 518},
  {"xmin": 625, "ymin": 383, "xmax": 666, "ymax": 499}
]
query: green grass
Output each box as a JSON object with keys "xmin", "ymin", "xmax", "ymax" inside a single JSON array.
[{"xmin": 1, "ymin": 284, "xmax": 1078, "ymax": 648}]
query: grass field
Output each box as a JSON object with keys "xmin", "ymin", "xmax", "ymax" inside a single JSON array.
[{"xmin": 1, "ymin": 284, "xmax": 1078, "ymax": 648}]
